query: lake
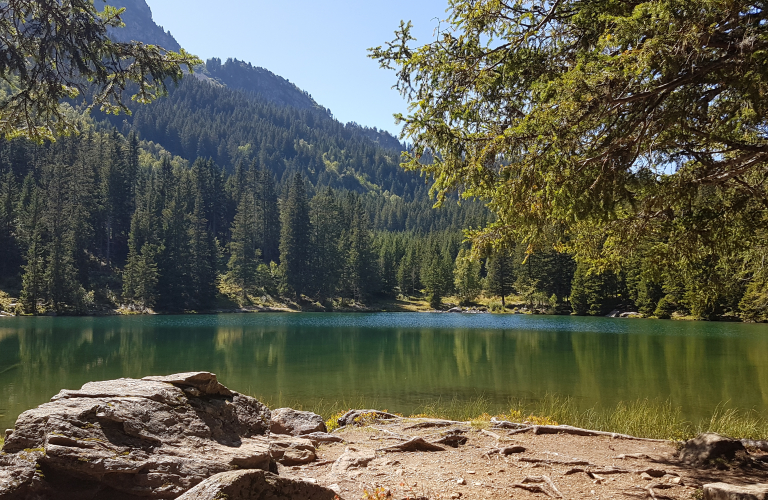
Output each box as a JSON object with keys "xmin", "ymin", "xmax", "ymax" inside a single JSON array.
[{"xmin": 1, "ymin": 313, "xmax": 767, "ymax": 431}]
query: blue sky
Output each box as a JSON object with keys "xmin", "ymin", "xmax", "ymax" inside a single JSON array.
[{"xmin": 147, "ymin": 0, "xmax": 448, "ymax": 137}]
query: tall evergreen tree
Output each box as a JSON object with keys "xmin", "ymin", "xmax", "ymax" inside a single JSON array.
[
  {"xmin": 485, "ymin": 251, "xmax": 515, "ymax": 307},
  {"xmin": 225, "ymin": 192, "xmax": 260, "ymax": 303},
  {"xmin": 42, "ymin": 161, "xmax": 79, "ymax": 312},
  {"xmin": 123, "ymin": 169, "xmax": 160, "ymax": 308},
  {"xmin": 309, "ymin": 188, "xmax": 343, "ymax": 302},
  {"xmin": 279, "ymin": 173, "xmax": 312, "ymax": 299},
  {"xmin": 454, "ymin": 248, "xmax": 482, "ymax": 306},
  {"xmin": 256, "ymin": 167, "xmax": 280, "ymax": 264},
  {"xmin": 20, "ymin": 187, "xmax": 44, "ymax": 314},
  {"xmin": 344, "ymin": 198, "xmax": 377, "ymax": 301}
]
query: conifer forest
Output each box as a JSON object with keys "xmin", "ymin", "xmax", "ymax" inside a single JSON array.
[{"xmin": 0, "ymin": 57, "xmax": 765, "ymax": 322}]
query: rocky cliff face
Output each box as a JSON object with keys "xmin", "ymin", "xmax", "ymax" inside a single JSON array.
[
  {"xmin": 202, "ymin": 58, "xmax": 319, "ymax": 110},
  {"xmin": 105, "ymin": 0, "xmax": 181, "ymax": 51}
]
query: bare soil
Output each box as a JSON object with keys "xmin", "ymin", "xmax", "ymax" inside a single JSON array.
[{"xmin": 278, "ymin": 419, "xmax": 768, "ymax": 500}]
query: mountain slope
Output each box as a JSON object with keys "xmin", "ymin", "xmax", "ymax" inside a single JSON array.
[{"xmin": 106, "ymin": 0, "xmax": 181, "ymax": 51}]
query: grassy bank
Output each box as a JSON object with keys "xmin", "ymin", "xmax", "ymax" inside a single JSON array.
[{"xmin": 256, "ymin": 394, "xmax": 768, "ymax": 441}]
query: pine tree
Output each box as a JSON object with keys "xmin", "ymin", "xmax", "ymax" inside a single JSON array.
[
  {"xmin": 156, "ymin": 186, "xmax": 193, "ymax": 311},
  {"xmin": 343, "ymin": 197, "xmax": 378, "ymax": 302},
  {"xmin": 256, "ymin": 167, "xmax": 280, "ymax": 264},
  {"xmin": 123, "ymin": 169, "xmax": 160, "ymax": 309},
  {"xmin": 454, "ymin": 248, "xmax": 482, "ymax": 306},
  {"xmin": 485, "ymin": 251, "xmax": 515, "ymax": 307},
  {"xmin": 279, "ymin": 173, "xmax": 312, "ymax": 300},
  {"xmin": 189, "ymin": 190, "xmax": 217, "ymax": 309},
  {"xmin": 397, "ymin": 243, "xmax": 421, "ymax": 296},
  {"xmin": 0, "ymin": 169, "xmax": 19, "ymax": 279},
  {"xmin": 20, "ymin": 187, "xmax": 44, "ymax": 314},
  {"xmin": 570, "ymin": 261, "xmax": 621, "ymax": 316},
  {"xmin": 225, "ymin": 193, "xmax": 259, "ymax": 303},
  {"xmin": 42, "ymin": 161, "xmax": 79, "ymax": 312},
  {"xmin": 309, "ymin": 188, "xmax": 343, "ymax": 302}
]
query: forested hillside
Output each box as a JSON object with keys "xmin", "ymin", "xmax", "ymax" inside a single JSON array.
[{"xmin": 0, "ymin": 0, "xmax": 765, "ymax": 321}]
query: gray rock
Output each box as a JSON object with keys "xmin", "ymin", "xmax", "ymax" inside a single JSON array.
[
  {"xmin": 679, "ymin": 433, "xmax": 746, "ymax": 465},
  {"xmin": 270, "ymin": 408, "xmax": 326, "ymax": 436},
  {"xmin": 331, "ymin": 448, "xmax": 376, "ymax": 473},
  {"xmin": 703, "ymin": 483, "xmax": 768, "ymax": 500},
  {"xmin": 0, "ymin": 372, "xmax": 271, "ymax": 499},
  {"xmin": 269, "ymin": 435, "xmax": 316, "ymax": 465},
  {"xmin": 336, "ymin": 410, "xmax": 399, "ymax": 427},
  {"xmin": 742, "ymin": 439, "xmax": 768, "ymax": 453},
  {"xmin": 177, "ymin": 469, "xmax": 339, "ymax": 500}
]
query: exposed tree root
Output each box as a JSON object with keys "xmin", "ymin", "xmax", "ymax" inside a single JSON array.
[
  {"xmin": 377, "ymin": 437, "xmax": 445, "ymax": 453},
  {"xmin": 512, "ymin": 475, "xmax": 563, "ymax": 498}
]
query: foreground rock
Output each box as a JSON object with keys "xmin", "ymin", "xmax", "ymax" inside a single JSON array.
[
  {"xmin": 703, "ymin": 482, "xmax": 768, "ymax": 500},
  {"xmin": 270, "ymin": 408, "xmax": 326, "ymax": 436},
  {"xmin": 0, "ymin": 372, "xmax": 272, "ymax": 499},
  {"xmin": 680, "ymin": 433, "xmax": 747, "ymax": 466},
  {"xmin": 177, "ymin": 470, "xmax": 338, "ymax": 500}
]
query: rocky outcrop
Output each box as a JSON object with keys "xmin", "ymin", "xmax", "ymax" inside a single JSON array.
[
  {"xmin": 270, "ymin": 408, "xmax": 326, "ymax": 436},
  {"xmin": 105, "ymin": 0, "xmax": 182, "ymax": 51},
  {"xmin": 0, "ymin": 372, "xmax": 272, "ymax": 499},
  {"xmin": 703, "ymin": 482, "xmax": 768, "ymax": 500},
  {"xmin": 679, "ymin": 433, "xmax": 747, "ymax": 466},
  {"xmin": 176, "ymin": 470, "xmax": 338, "ymax": 500}
]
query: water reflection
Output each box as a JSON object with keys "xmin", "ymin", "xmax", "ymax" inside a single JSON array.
[{"xmin": 0, "ymin": 314, "xmax": 767, "ymax": 430}]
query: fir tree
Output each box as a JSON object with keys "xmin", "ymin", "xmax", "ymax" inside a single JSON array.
[
  {"xmin": 189, "ymin": 190, "xmax": 217, "ymax": 309},
  {"xmin": 309, "ymin": 187, "xmax": 343, "ymax": 302},
  {"xmin": 279, "ymin": 173, "xmax": 312, "ymax": 300},
  {"xmin": 256, "ymin": 167, "xmax": 280, "ymax": 264},
  {"xmin": 485, "ymin": 251, "xmax": 515, "ymax": 307},
  {"xmin": 20, "ymin": 187, "xmax": 44, "ymax": 314},
  {"xmin": 454, "ymin": 248, "xmax": 482, "ymax": 306},
  {"xmin": 225, "ymin": 192, "xmax": 260, "ymax": 303}
]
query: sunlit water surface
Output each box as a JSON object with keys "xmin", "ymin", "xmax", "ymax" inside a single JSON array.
[{"xmin": 1, "ymin": 313, "xmax": 767, "ymax": 430}]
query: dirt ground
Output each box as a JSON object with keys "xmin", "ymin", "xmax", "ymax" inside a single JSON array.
[{"xmin": 278, "ymin": 418, "xmax": 768, "ymax": 500}]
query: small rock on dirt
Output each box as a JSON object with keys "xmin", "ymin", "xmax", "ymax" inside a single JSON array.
[
  {"xmin": 331, "ymin": 448, "xmax": 377, "ymax": 473},
  {"xmin": 270, "ymin": 435, "xmax": 317, "ymax": 465},
  {"xmin": 270, "ymin": 408, "xmax": 327, "ymax": 436}
]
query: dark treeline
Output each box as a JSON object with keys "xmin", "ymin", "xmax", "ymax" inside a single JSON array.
[
  {"xmin": 0, "ymin": 129, "xmax": 765, "ymax": 320},
  {"xmin": 0, "ymin": 130, "xmax": 487, "ymax": 313}
]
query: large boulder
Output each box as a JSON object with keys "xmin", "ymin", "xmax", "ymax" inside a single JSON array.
[
  {"xmin": 703, "ymin": 483, "xmax": 768, "ymax": 500},
  {"xmin": 679, "ymin": 433, "xmax": 747, "ymax": 466},
  {"xmin": 0, "ymin": 372, "xmax": 272, "ymax": 499},
  {"xmin": 176, "ymin": 470, "xmax": 338, "ymax": 500},
  {"xmin": 269, "ymin": 408, "xmax": 326, "ymax": 436}
]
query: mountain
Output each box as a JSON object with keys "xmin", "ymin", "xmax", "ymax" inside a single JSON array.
[
  {"xmin": 200, "ymin": 58, "xmax": 318, "ymax": 111},
  {"xmin": 105, "ymin": 0, "xmax": 181, "ymax": 52}
]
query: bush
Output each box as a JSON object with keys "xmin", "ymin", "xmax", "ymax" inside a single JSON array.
[
  {"xmin": 488, "ymin": 300, "xmax": 504, "ymax": 312},
  {"xmin": 654, "ymin": 294, "xmax": 677, "ymax": 319}
]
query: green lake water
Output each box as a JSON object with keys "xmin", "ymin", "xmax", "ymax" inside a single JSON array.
[{"xmin": 1, "ymin": 313, "xmax": 767, "ymax": 431}]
